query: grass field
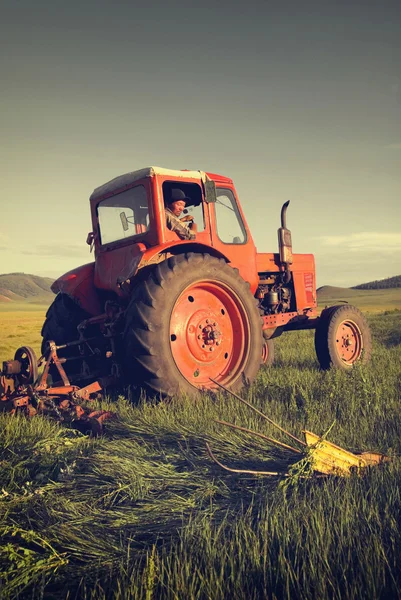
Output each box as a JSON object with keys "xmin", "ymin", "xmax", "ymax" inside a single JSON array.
[
  {"xmin": 317, "ymin": 286, "xmax": 401, "ymax": 312},
  {"xmin": 1, "ymin": 286, "xmax": 400, "ymax": 364},
  {"xmin": 0, "ymin": 305, "xmax": 47, "ymax": 364},
  {"xmin": 1, "ymin": 297, "xmax": 401, "ymax": 599}
]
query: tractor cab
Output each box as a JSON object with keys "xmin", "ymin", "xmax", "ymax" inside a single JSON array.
[{"xmin": 88, "ymin": 167, "xmax": 259, "ymax": 296}]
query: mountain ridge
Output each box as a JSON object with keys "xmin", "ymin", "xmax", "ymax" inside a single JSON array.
[
  {"xmin": 351, "ymin": 274, "xmax": 401, "ymax": 290},
  {"xmin": 1, "ymin": 272, "xmax": 400, "ymax": 304},
  {"xmin": 0, "ymin": 273, "xmax": 55, "ymax": 303}
]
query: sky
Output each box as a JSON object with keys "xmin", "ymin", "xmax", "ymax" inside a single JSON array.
[{"xmin": 1, "ymin": 0, "xmax": 400, "ymax": 288}]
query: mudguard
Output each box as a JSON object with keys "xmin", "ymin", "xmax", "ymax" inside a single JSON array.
[
  {"xmin": 139, "ymin": 241, "xmax": 229, "ymax": 272},
  {"xmin": 51, "ymin": 262, "xmax": 102, "ymax": 316}
]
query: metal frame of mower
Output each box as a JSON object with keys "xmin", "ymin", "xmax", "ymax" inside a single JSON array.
[{"xmin": 0, "ymin": 341, "xmax": 112, "ymax": 434}]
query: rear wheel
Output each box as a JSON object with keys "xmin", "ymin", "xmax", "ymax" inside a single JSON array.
[
  {"xmin": 314, "ymin": 304, "xmax": 372, "ymax": 370},
  {"xmin": 123, "ymin": 253, "xmax": 263, "ymax": 396},
  {"xmin": 41, "ymin": 294, "xmax": 89, "ymax": 380}
]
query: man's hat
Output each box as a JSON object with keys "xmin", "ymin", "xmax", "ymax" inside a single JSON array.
[{"xmin": 169, "ymin": 188, "xmax": 191, "ymax": 203}]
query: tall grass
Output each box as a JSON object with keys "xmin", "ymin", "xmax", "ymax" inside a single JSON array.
[
  {"xmin": 0, "ymin": 310, "xmax": 400, "ymax": 599},
  {"xmin": 0, "ymin": 307, "xmax": 46, "ymax": 362}
]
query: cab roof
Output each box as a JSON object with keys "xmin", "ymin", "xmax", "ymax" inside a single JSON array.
[{"xmin": 90, "ymin": 166, "xmax": 232, "ymax": 202}]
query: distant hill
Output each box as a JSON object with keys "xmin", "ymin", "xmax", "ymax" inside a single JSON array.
[
  {"xmin": 352, "ymin": 275, "xmax": 401, "ymax": 290},
  {"xmin": 0, "ymin": 273, "xmax": 55, "ymax": 303},
  {"xmin": 316, "ymin": 285, "xmax": 401, "ymax": 312},
  {"xmin": 316, "ymin": 285, "xmax": 358, "ymax": 299},
  {"xmin": 317, "ymin": 286, "xmax": 362, "ymax": 301}
]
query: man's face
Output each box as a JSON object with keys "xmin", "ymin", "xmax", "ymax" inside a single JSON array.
[{"xmin": 169, "ymin": 200, "xmax": 186, "ymax": 217}]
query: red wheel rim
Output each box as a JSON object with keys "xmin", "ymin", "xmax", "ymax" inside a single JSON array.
[
  {"xmin": 261, "ymin": 342, "xmax": 269, "ymax": 364},
  {"xmin": 169, "ymin": 280, "xmax": 250, "ymax": 389},
  {"xmin": 335, "ymin": 319, "xmax": 363, "ymax": 365},
  {"xmin": 14, "ymin": 346, "xmax": 38, "ymax": 384}
]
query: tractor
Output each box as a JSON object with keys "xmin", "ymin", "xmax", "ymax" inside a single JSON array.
[{"xmin": 39, "ymin": 166, "xmax": 371, "ymax": 397}]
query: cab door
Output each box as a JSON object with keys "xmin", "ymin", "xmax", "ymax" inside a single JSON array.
[
  {"xmin": 94, "ymin": 180, "xmax": 152, "ymax": 294},
  {"xmin": 210, "ymin": 186, "xmax": 259, "ymax": 293}
]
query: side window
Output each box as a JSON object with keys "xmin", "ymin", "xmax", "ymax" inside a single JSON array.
[
  {"xmin": 97, "ymin": 185, "xmax": 149, "ymax": 245},
  {"xmin": 162, "ymin": 181, "xmax": 205, "ymax": 232},
  {"xmin": 214, "ymin": 188, "xmax": 247, "ymax": 244}
]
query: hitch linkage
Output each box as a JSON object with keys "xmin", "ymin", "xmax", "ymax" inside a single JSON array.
[{"xmin": 0, "ymin": 341, "xmax": 113, "ymax": 435}]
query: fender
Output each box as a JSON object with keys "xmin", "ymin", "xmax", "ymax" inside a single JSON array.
[
  {"xmin": 136, "ymin": 240, "xmax": 230, "ymax": 277},
  {"xmin": 117, "ymin": 240, "xmax": 230, "ymax": 295},
  {"xmin": 51, "ymin": 262, "xmax": 102, "ymax": 316}
]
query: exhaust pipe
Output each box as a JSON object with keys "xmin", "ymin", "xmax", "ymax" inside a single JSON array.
[
  {"xmin": 278, "ymin": 200, "xmax": 293, "ymax": 283},
  {"xmin": 281, "ymin": 200, "xmax": 290, "ymax": 229}
]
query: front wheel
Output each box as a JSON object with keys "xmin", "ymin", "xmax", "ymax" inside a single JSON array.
[
  {"xmin": 123, "ymin": 253, "xmax": 264, "ymax": 397},
  {"xmin": 314, "ymin": 304, "xmax": 372, "ymax": 370}
]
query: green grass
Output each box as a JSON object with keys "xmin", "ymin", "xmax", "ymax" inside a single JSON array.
[
  {"xmin": 0, "ymin": 307, "xmax": 46, "ymax": 363},
  {"xmin": 0, "ymin": 309, "xmax": 401, "ymax": 598}
]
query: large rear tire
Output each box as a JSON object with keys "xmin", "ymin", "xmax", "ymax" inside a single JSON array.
[
  {"xmin": 41, "ymin": 294, "xmax": 89, "ymax": 379},
  {"xmin": 315, "ymin": 304, "xmax": 372, "ymax": 370},
  {"xmin": 123, "ymin": 253, "xmax": 264, "ymax": 397}
]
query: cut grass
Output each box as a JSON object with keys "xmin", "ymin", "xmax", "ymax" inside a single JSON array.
[{"xmin": 0, "ymin": 308, "xmax": 400, "ymax": 598}]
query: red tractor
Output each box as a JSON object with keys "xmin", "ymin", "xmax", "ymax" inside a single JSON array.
[{"xmin": 41, "ymin": 166, "xmax": 372, "ymax": 397}]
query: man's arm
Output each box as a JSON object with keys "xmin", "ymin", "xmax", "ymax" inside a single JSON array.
[{"xmin": 166, "ymin": 210, "xmax": 196, "ymax": 240}]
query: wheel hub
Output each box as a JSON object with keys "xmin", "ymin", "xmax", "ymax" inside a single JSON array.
[
  {"xmin": 186, "ymin": 311, "xmax": 225, "ymax": 362},
  {"xmin": 336, "ymin": 320, "xmax": 363, "ymax": 365},
  {"xmin": 200, "ymin": 323, "xmax": 222, "ymax": 345}
]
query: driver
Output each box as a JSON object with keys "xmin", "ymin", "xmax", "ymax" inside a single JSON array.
[{"xmin": 165, "ymin": 188, "xmax": 197, "ymax": 240}]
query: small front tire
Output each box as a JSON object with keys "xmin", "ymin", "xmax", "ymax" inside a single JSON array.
[{"xmin": 315, "ymin": 304, "xmax": 372, "ymax": 370}]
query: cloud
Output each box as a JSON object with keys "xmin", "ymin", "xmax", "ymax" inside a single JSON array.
[
  {"xmin": 312, "ymin": 232, "xmax": 401, "ymax": 286},
  {"xmin": 33, "ymin": 270, "xmax": 65, "ymax": 279},
  {"xmin": 0, "ymin": 234, "xmax": 9, "ymax": 252},
  {"xmin": 315, "ymin": 232, "xmax": 401, "ymax": 254},
  {"xmin": 385, "ymin": 142, "xmax": 401, "ymax": 150},
  {"xmin": 0, "ymin": 232, "xmax": 10, "ymax": 250},
  {"xmin": 20, "ymin": 243, "xmax": 90, "ymax": 259}
]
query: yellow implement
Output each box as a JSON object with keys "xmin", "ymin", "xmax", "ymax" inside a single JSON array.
[
  {"xmin": 303, "ymin": 430, "xmax": 389, "ymax": 477},
  {"xmin": 207, "ymin": 381, "xmax": 390, "ymax": 479}
]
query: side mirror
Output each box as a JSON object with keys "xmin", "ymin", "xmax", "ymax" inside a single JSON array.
[
  {"xmin": 86, "ymin": 232, "xmax": 95, "ymax": 253},
  {"xmin": 120, "ymin": 211, "xmax": 129, "ymax": 232}
]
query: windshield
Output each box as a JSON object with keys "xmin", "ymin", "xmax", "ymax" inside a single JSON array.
[{"xmin": 97, "ymin": 185, "xmax": 149, "ymax": 245}]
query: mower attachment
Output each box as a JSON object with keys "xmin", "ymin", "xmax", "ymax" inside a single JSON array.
[{"xmin": 0, "ymin": 342, "xmax": 113, "ymax": 435}]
